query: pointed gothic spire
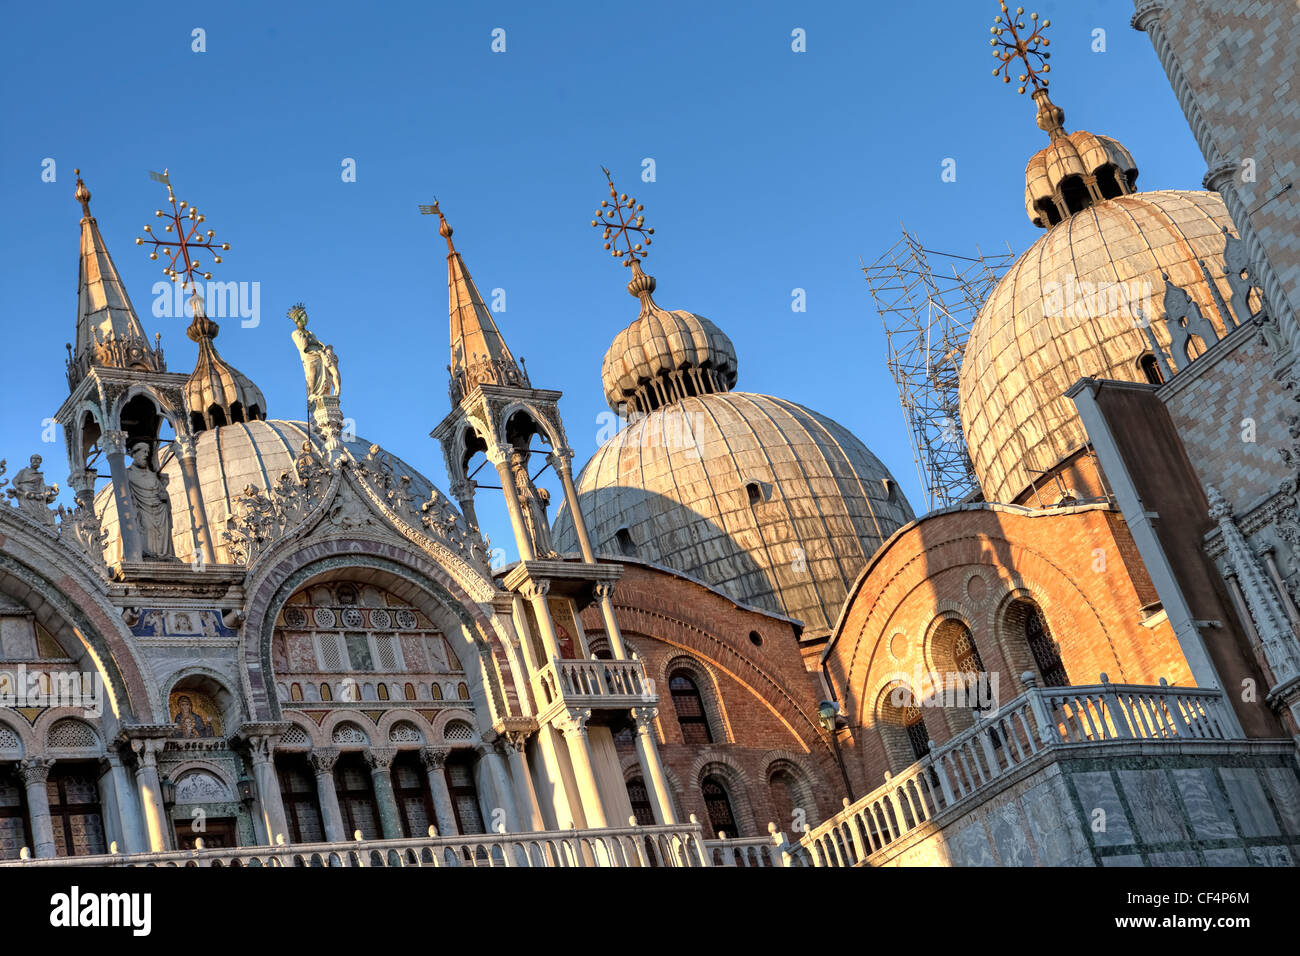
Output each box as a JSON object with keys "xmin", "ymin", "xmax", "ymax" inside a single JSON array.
[
  {"xmin": 184, "ymin": 291, "xmax": 267, "ymax": 431},
  {"xmin": 431, "ymin": 203, "xmax": 529, "ymax": 406},
  {"xmin": 68, "ymin": 169, "xmax": 163, "ymax": 389}
]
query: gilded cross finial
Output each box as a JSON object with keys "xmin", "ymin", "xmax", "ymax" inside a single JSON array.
[
  {"xmin": 419, "ymin": 199, "xmax": 456, "ymax": 253},
  {"xmin": 73, "ymin": 169, "xmax": 92, "ymax": 217},
  {"xmin": 989, "ymin": 4, "xmax": 1051, "ymax": 94},
  {"xmin": 592, "ymin": 168, "xmax": 654, "ymax": 268},
  {"xmin": 136, "ymin": 168, "xmax": 230, "ymax": 295}
]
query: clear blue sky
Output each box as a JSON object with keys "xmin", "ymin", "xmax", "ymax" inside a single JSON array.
[{"xmin": 0, "ymin": 0, "xmax": 1207, "ymax": 563}]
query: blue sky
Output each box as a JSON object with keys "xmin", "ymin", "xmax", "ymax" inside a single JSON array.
[{"xmin": 0, "ymin": 0, "xmax": 1208, "ymax": 562}]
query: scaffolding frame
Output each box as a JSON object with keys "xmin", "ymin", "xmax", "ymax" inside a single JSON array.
[{"xmin": 864, "ymin": 227, "xmax": 1015, "ymax": 510}]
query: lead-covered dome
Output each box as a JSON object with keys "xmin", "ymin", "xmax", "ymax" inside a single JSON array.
[
  {"xmin": 96, "ymin": 420, "xmax": 438, "ymax": 564},
  {"xmin": 959, "ymin": 189, "xmax": 1237, "ymax": 504},
  {"xmin": 556, "ymin": 263, "xmax": 912, "ymax": 639}
]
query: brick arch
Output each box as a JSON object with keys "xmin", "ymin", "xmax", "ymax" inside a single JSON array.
[
  {"xmin": 690, "ymin": 753, "xmax": 758, "ymax": 838},
  {"xmin": 660, "ymin": 654, "xmax": 731, "ymax": 744},
  {"xmin": 760, "ymin": 749, "xmax": 825, "ymax": 828},
  {"xmin": 609, "ymin": 601, "xmax": 827, "ymax": 756},
  {"xmin": 241, "ymin": 541, "xmax": 512, "ymax": 725},
  {"xmin": 871, "ymin": 677, "xmax": 931, "ymax": 774},
  {"xmin": 0, "ymin": 541, "xmax": 154, "ymax": 726},
  {"xmin": 618, "ymin": 753, "xmax": 687, "ymax": 823}
]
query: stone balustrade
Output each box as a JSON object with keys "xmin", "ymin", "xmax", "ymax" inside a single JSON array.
[
  {"xmin": 0, "ymin": 821, "xmax": 709, "ymax": 868},
  {"xmin": 799, "ymin": 675, "xmax": 1238, "ymax": 867},
  {"xmin": 534, "ymin": 656, "xmax": 656, "ymax": 713}
]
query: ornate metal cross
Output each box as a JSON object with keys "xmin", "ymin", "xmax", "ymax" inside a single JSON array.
[
  {"xmin": 136, "ymin": 169, "xmax": 230, "ymax": 292},
  {"xmin": 989, "ymin": 3, "xmax": 1051, "ymax": 94},
  {"xmin": 593, "ymin": 168, "xmax": 654, "ymax": 267}
]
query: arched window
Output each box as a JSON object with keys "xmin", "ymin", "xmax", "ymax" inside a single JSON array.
[
  {"xmin": 276, "ymin": 755, "xmax": 324, "ymax": 843},
  {"xmin": 1025, "ymin": 604, "xmax": 1069, "ymax": 687},
  {"xmin": 0, "ymin": 765, "xmax": 29, "ymax": 860},
  {"xmin": 208, "ymin": 404, "xmax": 227, "ymax": 428},
  {"xmin": 626, "ymin": 777, "xmax": 656, "ymax": 825},
  {"xmin": 334, "ymin": 753, "xmax": 381, "ymax": 840},
  {"xmin": 669, "ymin": 672, "xmax": 713, "ymax": 745},
  {"xmin": 768, "ymin": 770, "xmax": 798, "ymax": 832},
  {"xmin": 904, "ymin": 704, "xmax": 931, "ymax": 761},
  {"xmin": 613, "ymin": 528, "xmax": 637, "ymax": 557},
  {"xmin": 392, "ymin": 752, "xmax": 434, "ymax": 838},
  {"xmin": 701, "ymin": 776, "xmax": 739, "ymax": 838},
  {"xmin": 1060, "ymin": 175, "xmax": 1090, "ymax": 215},
  {"xmin": 1138, "ymin": 352, "xmax": 1165, "ymax": 385},
  {"xmin": 446, "ymin": 754, "xmax": 484, "ymax": 834},
  {"xmin": 47, "ymin": 763, "xmax": 107, "ymax": 857}
]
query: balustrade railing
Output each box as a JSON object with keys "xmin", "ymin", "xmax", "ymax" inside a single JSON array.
[
  {"xmin": 0, "ymin": 822, "xmax": 708, "ymax": 869},
  {"xmin": 534, "ymin": 656, "xmax": 654, "ymax": 709},
  {"xmin": 799, "ymin": 675, "xmax": 1236, "ymax": 867}
]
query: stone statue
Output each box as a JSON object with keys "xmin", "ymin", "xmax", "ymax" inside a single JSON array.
[
  {"xmin": 288, "ymin": 303, "xmax": 340, "ymax": 403},
  {"xmin": 126, "ymin": 442, "xmax": 175, "ymax": 560},
  {"xmin": 510, "ymin": 448, "xmax": 556, "ymax": 557},
  {"xmin": 6, "ymin": 455, "xmax": 59, "ymax": 526}
]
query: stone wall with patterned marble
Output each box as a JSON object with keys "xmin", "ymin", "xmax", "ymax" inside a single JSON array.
[{"xmin": 870, "ymin": 744, "xmax": 1300, "ymax": 867}]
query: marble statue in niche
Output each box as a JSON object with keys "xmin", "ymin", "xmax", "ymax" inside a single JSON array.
[{"xmin": 127, "ymin": 442, "xmax": 175, "ymax": 560}]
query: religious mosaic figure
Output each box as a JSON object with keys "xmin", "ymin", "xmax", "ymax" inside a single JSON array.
[
  {"xmin": 126, "ymin": 442, "xmax": 175, "ymax": 560},
  {"xmin": 289, "ymin": 304, "xmax": 340, "ymax": 403},
  {"xmin": 6, "ymin": 454, "xmax": 59, "ymax": 526},
  {"xmin": 171, "ymin": 694, "xmax": 213, "ymax": 738}
]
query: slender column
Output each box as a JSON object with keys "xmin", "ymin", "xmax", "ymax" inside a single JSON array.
[
  {"xmin": 366, "ymin": 748, "xmax": 403, "ymax": 839},
  {"xmin": 102, "ymin": 430, "xmax": 143, "ymax": 562},
  {"xmin": 521, "ymin": 580, "xmax": 563, "ymax": 660},
  {"xmin": 174, "ymin": 434, "xmax": 216, "ymax": 565},
  {"xmin": 556, "ymin": 709, "xmax": 606, "ymax": 828},
  {"xmin": 593, "ymin": 581, "xmax": 628, "ymax": 660},
  {"xmin": 551, "ymin": 451, "xmax": 598, "ymax": 562},
  {"xmin": 129, "ymin": 740, "xmax": 170, "ymax": 851},
  {"xmin": 631, "ymin": 707, "xmax": 675, "ymax": 825},
  {"xmin": 1223, "ymin": 567, "xmax": 1265, "ymax": 651},
  {"xmin": 18, "ymin": 757, "xmax": 56, "ymax": 858},
  {"xmin": 494, "ymin": 453, "xmax": 536, "ymax": 562},
  {"xmin": 94, "ymin": 757, "xmax": 123, "ymax": 853},
  {"xmin": 477, "ymin": 743, "xmax": 519, "ymax": 832},
  {"xmin": 1259, "ymin": 544, "xmax": 1300, "ymax": 631},
  {"xmin": 309, "ymin": 749, "xmax": 345, "ymax": 842},
  {"xmin": 448, "ymin": 478, "xmax": 480, "ymax": 534},
  {"xmin": 246, "ymin": 734, "xmax": 289, "ymax": 845},
  {"xmin": 419, "ymin": 747, "xmax": 458, "ymax": 836},
  {"xmin": 502, "ymin": 734, "xmax": 544, "ymax": 831}
]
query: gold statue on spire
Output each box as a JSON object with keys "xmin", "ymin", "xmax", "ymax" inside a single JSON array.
[
  {"xmin": 593, "ymin": 168, "xmax": 654, "ymax": 268},
  {"xmin": 989, "ymin": 4, "xmax": 1051, "ymax": 94}
]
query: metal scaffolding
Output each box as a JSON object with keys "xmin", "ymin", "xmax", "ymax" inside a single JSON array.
[{"xmin": 864, "ymin": 227, "xmax": 1015, "ymax": 510}]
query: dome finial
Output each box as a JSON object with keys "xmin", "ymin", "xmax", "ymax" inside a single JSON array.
[
  {"xmin": 989, "ymin": 4, "xmax": 1052, "ymax": 97},
  {"xmin": 137, "ymin": 169, "xmax": 230, "ymax": 293},
  {"xmin": 593, "ymin": 167, "xmax": 654, "ymax": 271},
  {"xmin": 73, "ymin": 168, "xmax": 92, "ymax": 218}
]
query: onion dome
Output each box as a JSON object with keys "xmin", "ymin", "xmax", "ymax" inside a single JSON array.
[
  {"xmin": 601, "ymin": 260, "xmax": 738, "ymax": 414},
  {"xmin": 1023, "ymin": 89, "xmax": 1139, "ymax": 227},
  {"xmin": 183, "ymin": 292, "xmax": 267, "ymax": 431}
]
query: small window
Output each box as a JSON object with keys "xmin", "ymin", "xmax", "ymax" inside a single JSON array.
[
  {"xmin": 748, "ymin": 630, "xmax": 763, "ymax": 648},
  {"xmin": 881, "ymin": 477, "xmax": 898, "ymax": 502},
  {"xmin": 614, "ymin": 528, "xmax": 637, "ymax": 557},
  {"xmin": 230, "ymin": 402, "xmax": 245, "ymax": 424},
  {"xmin": 1060, "ymin": 175, "xmax": 1090, "ymax": 215},
  {"xmin": 626, "ymin": 777, "xmax": 656, "ymax": 826},
  {"xmin": 670, "ymin": 671, "xmax": 713, "ymax": 745},
  {"xmin": 904, "ymin": 705, "xmax": 931, "ymax": 760},
  {"xmin": 702, "ymin": 776, "xmax": 739, "ymax": 838},
  {"xmin": 1138, "ymin": 352, "xmax": 1165, "ymax": 385},
  {"xmin": 746, "ymin": 481, "xmax": 763, "ymax": 506},
  {"xmin": 208, "ymin": 404, "xmax": 227, "ymax": 428}
]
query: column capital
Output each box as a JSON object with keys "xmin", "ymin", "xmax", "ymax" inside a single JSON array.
[
  {"xmin": 1203, "ymin": 160, "xmax": 1239, "ymax": 194},
  {"xmin": 546, "ymin": 449, "xmax": 575, "ymax": 472},
  {"xmin": 127, "ymin": 737, "xmax": 164, "ymax": 768},
  {"xmin": 101, "ymin": 429, "xmax": 129, "ymax": 457},
  {"xmin": 173, "ymin": 432, "xmax": 200, "ymax": 461},
  {"xmin": 520, "ymin": 578, "xmax": 551, "ymax": 602},
  {"xmin": 17, "ymin": 755, "xmax": 55, "ymax": 785},
  {"xmin": 365, "ymin": 747, "xmax": 397, "ymax": 771},
  {"xmin": 554, "ymin": 708, "xmax": 592, "ymax": 738},
  {"xmin": 419, "ymin": 746, "xmax": 450, "ymax": 771},
  {"xmin": 309, "ymin": 747, "xmax": 340, "ymax": 774},
  {"xmin": 631, "ymin": 706, "xmax": 659, "ymax": 729},
  {"xmin": 448, "ymin": 478, "xmax": 477, "ymax": 501},
  {"xmin": 1130, "ymin": 0, "xmax": 1165, "ymax": 33},
  {"xmin": 502, "ymin": 731, "xmax": 531, "ymax": 754},
  {"xmin": 593, "ymin": 580, "xmax": 617, "ymax": 601}
]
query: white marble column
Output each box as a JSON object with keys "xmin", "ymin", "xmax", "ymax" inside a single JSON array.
[
  {"xmin": 419, "ymin": 747, "xmax": 458, "ymax": 836},
  {"xmin": 309, "ymin": 748, "xmax": 345, "ymax": 842},
  {"xmin": 104, "ymin": 752, "xmax": 146, "ymax": 853},
  {"xmin": 174, "ymin": 433, "xmax": 216, "ymax": 565},
  {"xmin": 502, "ymin": 734, "xmax": 545, "ymax": 831},
  {"xmin": 631, "ymin": 707, "xmax": 675, "ymax": 825},
  {"xmin": 18, "ymin": 757, "xmax": 56, "ymax": 858},
  {"xmin": 129, "ymin": 740, "xmax": 170, "ymax": 852},
  {"xmin": 477, "ymin": 743, "xmax": 519, "ymax": 832},
  {"xmin": 102, "ymin": 430, "xmax": 143, "ymax": 562},
  {"xmin": 246, "ymin": 734, "xmax": 289, "ymax": 846},
  {"xmin": 557, "ymin": 710, "xmax": 606, "ymax": 828}
]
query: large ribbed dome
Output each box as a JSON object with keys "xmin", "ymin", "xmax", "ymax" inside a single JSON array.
[
  {"xmin": 553, "ymin": 392, "xmax": 913, "ymax": 638},
  {"xmin": 959, "ymin": 189, "xmax": 1238, "ymax": 504},
  {"xmin": 95, "ymin": 420, "xmax": 438, "ymax": 564}
]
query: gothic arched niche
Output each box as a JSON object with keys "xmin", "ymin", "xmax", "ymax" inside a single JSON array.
[{"xmin": 167, "ymin": 674, "xmax": 237, "ymax": 740}]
